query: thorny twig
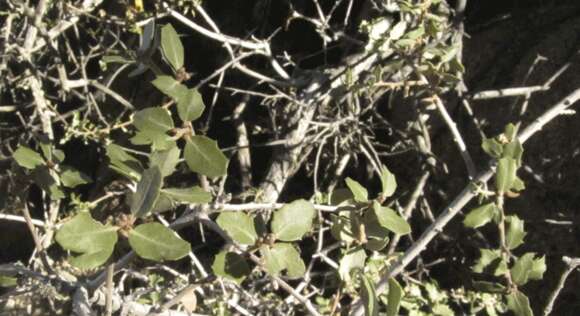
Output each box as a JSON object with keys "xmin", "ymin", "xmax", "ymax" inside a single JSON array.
[
  {"xmin": 350, "ymin": 88, "xmax": 580, "ymax": 315},
  {"xmin": 542, "ymin": 256, "xmax": 580, "ymax": 316}
]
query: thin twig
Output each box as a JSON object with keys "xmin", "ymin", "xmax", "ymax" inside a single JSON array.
[
  {"xmin": 432, "ymin": 95, "xmax": 477, "ymax": 179},
  {"xmin": 349, "ymin": 88, "xmax": 580, "ymax": 315},
  {"xmin": 542, "ymin": 256, "xmax": 580, "ymax": 316}
]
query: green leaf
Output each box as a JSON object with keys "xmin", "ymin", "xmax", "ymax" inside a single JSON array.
[
  {"xmin": 177, "ymin": 88, "xmax": 205, "ymax": 122},
  {"xmin": 472, "ymin": 249, "xmax": 508, "ymax": 277},
  {"xmin": 162, "ymin": 187, "xmax": 211, "ymax": 204},
  {"xmin": 506, "ymin": 291, "xmax": 533, "ymax": 316},
  {"xmin": 282, "ymin": 243, "xmax": 306, "ymax": 278},
  {"xmin": 216, "ymin": 212, "xmax": 258, "ymax": 245},
  {"xmin": 339, "ymin": 246, "xmax": 366, "ymax": 283},
  {"xmin": 503, "ymin": 140, "xmax": 524, "ymax": 166},
  {"xmin": 151, "ymin": 76, "xmax": 187, "ymax": 100},
  {"xmin": 184, "ymin": 136, "xmax": 229, "ymax": 178},
  {"xmin": 362, "ymin": 209, "xmax": 390, "ymax": 251},
  {"xmin": 432, "ymin": 304, "xmax": 454, "ymax": 316},
  {"xmin": 151, "ymin": 192, "xmax": 178, "ymax": 214},
  {"xmin": 131, "ymin": 167, "xmax": 163, "ymax": 218},
  {"xmin": 13, "ymin": 146, "xmax": 45, "ymax": 169},
  {"xmin": 528, "ymin": 255, "xmax": 546, "ymax": 280},
  {"xmin": 32, "ymin": 167, "xmax": 64, "ymax": 200},
  {"xmin": 132, "ymin": 107, "xmax": 175, "ymax": 150},
  {"xmin": 386, "ymin": 278, "xmax": 403, "ymax": 316},
  {"xmin": 160, "ymin": 24, "xmax": 184, "ymax": 72},
  {"xmin": 365, "ymin": 237, "xmax": 390, "ymax": 252},
  {"xmin": 69, "ymin": 248, "xmax": 116, "ymax": 270},
  {"xmin": 504, "ymin": 123, "xmax": 519, "ymax": 141},
  {"xmin": 482, "ymin": 138, "xmax": 503, "ymax": 158},
  {"xmin": 149, "ymin": 146, "xmax": 180, "ymax": 177},
  {"xmin": 330, "ymin": 212, "xmax": 357, "ymax": 244},
  {"xmin": 463, "ymin": 202, "xmax": 497, "ymax": 229},
  {"xmin": 360, "ymin": 274, "xmax": 379, "ymax": 316},
  {"xmin": 506, "ymin": 215, "xmax": 526, "ymax": 250},
  {"xmin": 511, "ymin": 253, "xmax": 546, "ymax": 286},
  {"xmin": 211, "ymin": 251, "xmax": 250, "ymax": 284},
  {"xmin": 60, "ymin": 166, "xmax": 92, "ymax": 188},
  {"xmin": 131, "ymin": 130, "xmax": 175, "ymax": 151},
  {"xmin": 106, "ymin": 144, "xmax": 143, "ymax": 180},
  {"xmin": 345, "ymin": 178, "xmax": 368, "ymax": 202},
  {"xmin": 261, "ymin": 245, "xmax": 285, "ymax": 276},
  {"xmin": 496, "ymin": 157, "xmax": 517, "ymax": 194},
  {"xmin": 512, "ymin": 176, "xmax": 526, "ymax": 192},
  {"xmin": 372, "ymin": 201, "xmax": 411, "ymax": 235},
  {"xmin": 271, "ymin": 199, "xmax": 316, "ymax": 241},
  {"xmin": 128, "ymin": 223, "xmax": 191, "ymax": 261},
  {"xmin": 55, "ymin": 212, "xmax": 118, "ymax": 270},
  {"xmin": 133, "ymin": 107, "xmax": 174, "ymax": 133},
  {"xmin": 264, "ymin": 243, "xmax": 306, "ymax": 278},
  {"xmin": 379, "ymin": 167, "xmax": 397, "ymax": 198},
  {"xmin": 53, "ymin": 149, "xmax": 65, "ymax": 163},
  {"xmin": 330, "ymin": 188, "xmax": 354, "ymax": 205}
]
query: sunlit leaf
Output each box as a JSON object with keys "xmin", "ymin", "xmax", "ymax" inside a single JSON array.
[
  {"xmin": 379, "ymin": 167, "xmax": 397, "ymax": 198},
  {"xmin": 133, "ymin": 107, "xmax": 174, "ymax": 133},
  {"xmin": 386, "ymin": 278, "xmax": 403, "ymax": 316},
  {"xmin": 345, "ymin": 178, "xmax": 368, "ymax": 202},
  {"xmin": 261, "ymin": 243, "xmax": 306, "ymax": 278},
  {"xmin": 184, "ymin": 136, "xmax": 228, "ymax": 178},
  {"xmin": 106, "ymin": 144, "xmax": 143, "ymax": 180},
  {"xmin": 504, "ymin": 123, "xmax": 519, "ymax": 141},
  {"xmin": 216, "ymin": 212, "xmax": 258, "ymax": 245},
  {"xmin": 496, "ymin": 157, "xmax": 517, "ymax": 194},
  {"xmin": 339, "ymin": 246, "xmax": 366, "ymax": 283},
  {"xmin": 362, "ymin": 209, "xmax": 390, "ymax": 251},
  {"xmin": 463, "ymin": 202, "xmax": 497, "ymax": 229},
  {"xmin": 330, "ymin": 212, "xmax": 357, "ymax": 244},
  {"xmin": 13, "ymin": 146, "xmax": 45, "ymax": 169},
  {"xmin": 177, "ymin": 88, "xmax": 205, "ymax": 122},
  {"xmin": 149, "ymin": 146, "xmax": 180, "ymax": 177},
  {"xmin": 482, "ymin": 138, "xmax": 503, "ymax": 158},
  {"xmin": 160, "ymin": 24, "xmax": 184, "ymax": 72},
  {"xmin": 511, "ymin": 253, "xmax": 546, "ymax": 286},
  {"xmin": 151, "ymin": 76, "xmax": 187, "ymax": 100},
  {"xmin": 271, "ymin": 199, "xmax": 316, "ymax": 241},
  {"xmin": 472, "ymin": 249, "xmax": 508, "ymax": 277},
  {"xmin": 60, "ymin": 166, "xmax": 92, "ymax": 188},
  {"xmin": 506, "ymin": 291, "xmax": 533, "ymax": 316},
  {"xmin": 55, "ymin": 212, "xmax": 118, "ymax": 270},
  {"xmin": 503, "ymin": 140, "xmax": 524, "ymax": 166},
  {"xmin": 360, "ymin": 274, "xmax": 379, "ymax": 316},
  {"xmin": 128, "ymin": 223, "xmax": 190, "ymax": 261},
  {"xmin": 372, "ymin": 201, "xmax": 411, "ymax": 235},
  {"xmin": 506, "ymin": 215, "xmax": 526, "ymax": 250}
]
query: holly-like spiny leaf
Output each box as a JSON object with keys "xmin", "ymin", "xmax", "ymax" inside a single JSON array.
[{"xmin": 184, "ymin": 136, "xmax": 228, "ymax": 179}]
